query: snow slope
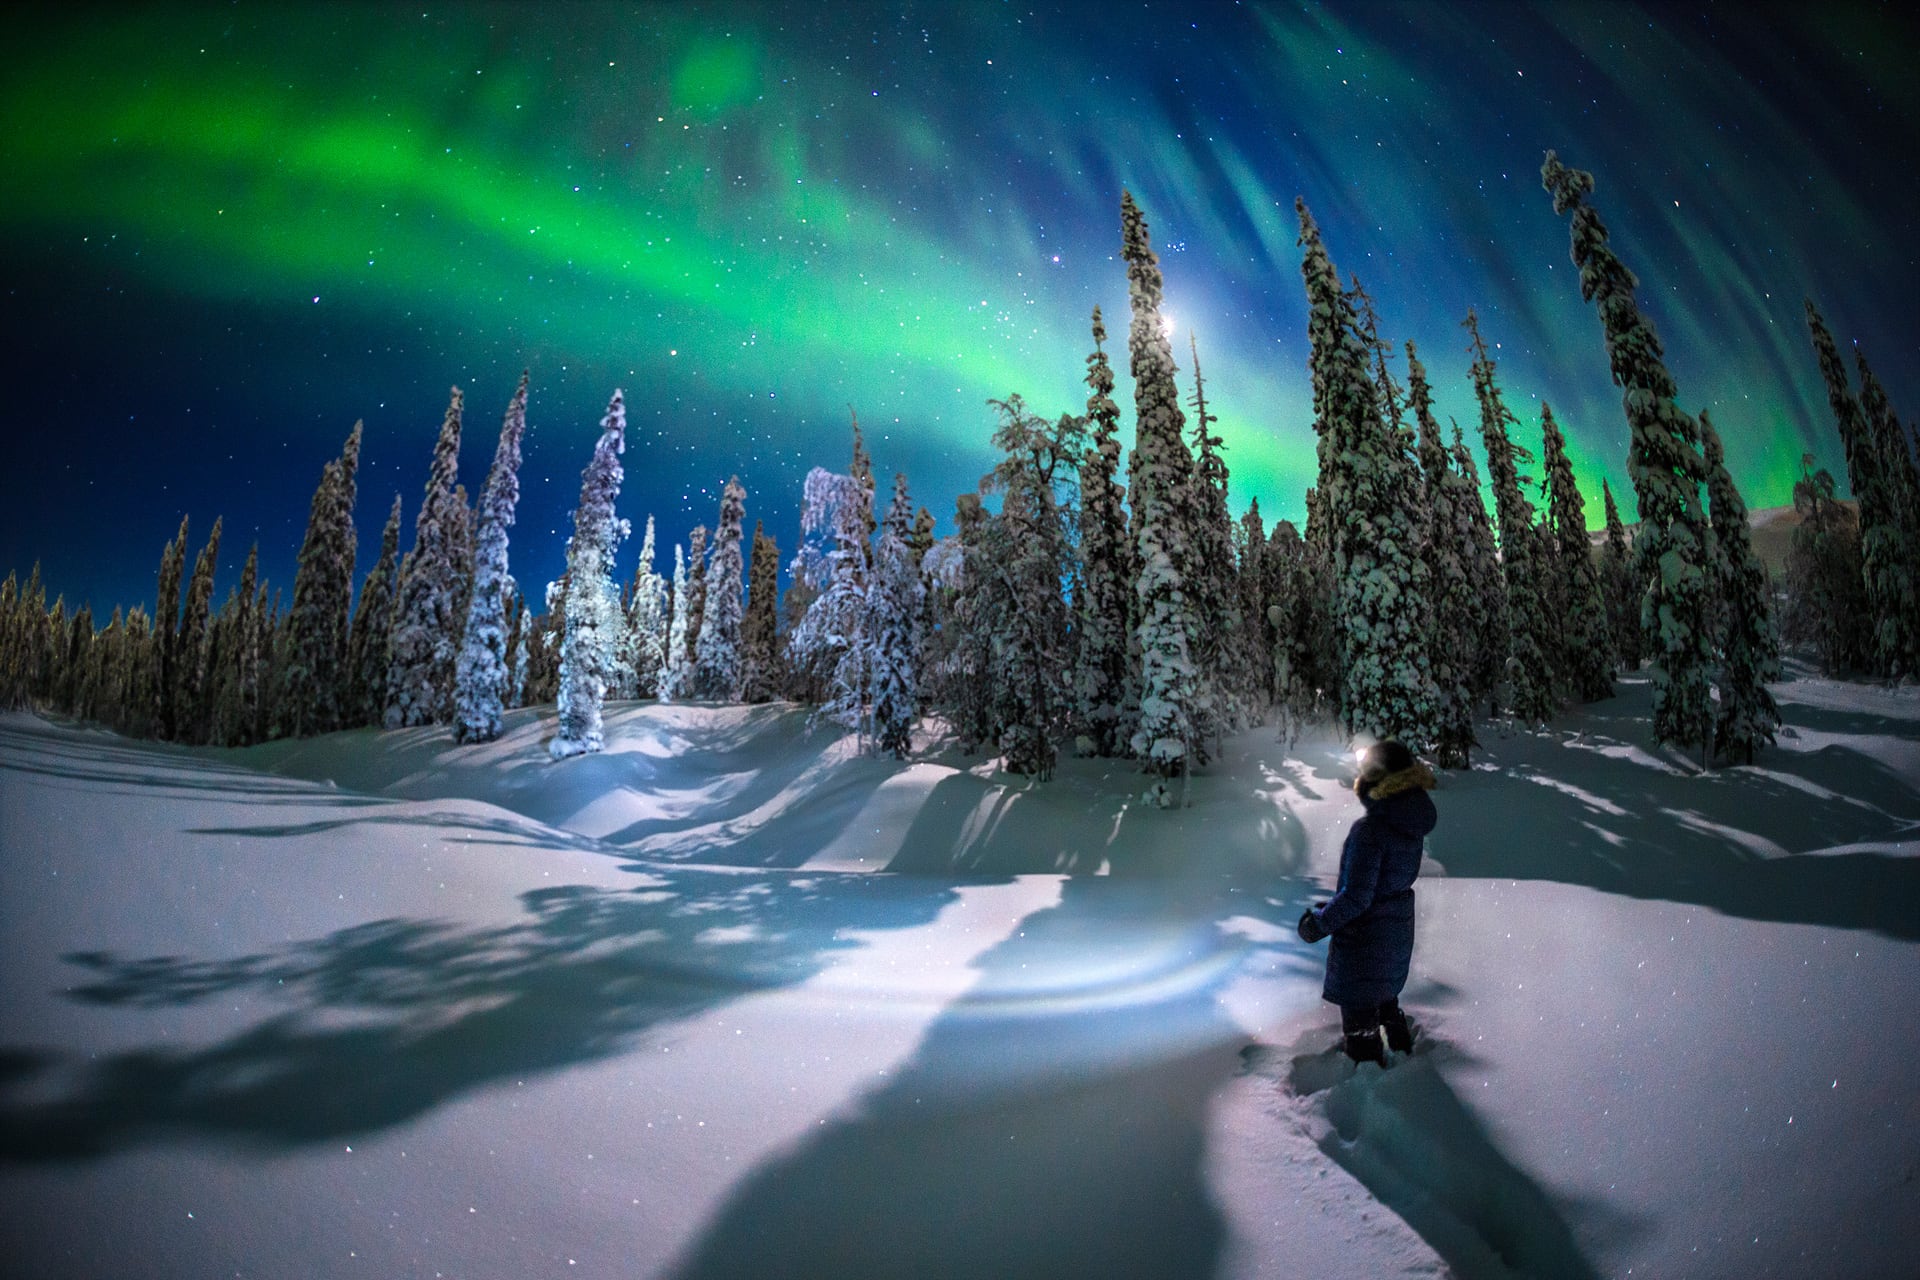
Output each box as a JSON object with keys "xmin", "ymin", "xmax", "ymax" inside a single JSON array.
[{"xmin": 2, "ymin": 673, "xmax": 1916, "ymax": 1278}]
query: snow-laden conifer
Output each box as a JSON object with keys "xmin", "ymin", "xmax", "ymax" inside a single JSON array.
[
  {"xmin": 345, "ymin": 495, "xmax": 402, "ymax": 728},
  {"xmin": 1539, "ymin": 403, "xmax": 1614, "ymax": 703},
  {"xmin": 279, "ymin": 421, "xmax": 362, "ymax": 738},
  {"xmin": 1545, "ymin": 153, "xmax": 1715, "ymax": 750},
  {"xmin": 1782, "ymin": 457, "xmax": 1869, "ymax": 674},
  {"xmin": 617, "ymin": 517, "xmax": 669, "ymax": 699},
  {"xmin": 1449, "ymin": 424, "xmax": 1510, "ymax": 708},
  {"xmin": 681, "ymin": 524, "xmax": 709, "ymax": 677},
  {"xmin": 1121, "ymin": 191, "xmax": 1208, "ymax": 777},
  {"xmin": 1073, "ymin": 305, "xmax": 1135, "ymax": 755},
  {"xmin": 1599, "ymin": 482, "xmax": 1643, "ymax": 672},
  {"xmin": 692, "ymin": 478, "xmax": 748, "ymax": 702},
  {"xmin": 453, "ymin": 372, "xmax": 530, "ymax": 744},
  {"xmin": 176, "ymin": 516, "xmax": 222, "ymax": 744},
  {"xmin": 865, "ymin": 474, "xmax": 925, "ymax": 758},
  {"xmin": 152, "ymin": 516, "xmax": 188, "ymax": 738},
  {"xmin": 1698, "ymin": 410, "xmax": 1781, "ymax": 762},
  {"xmin": 1186, "ymin": 332, "xmax": 1250, "ymax": 731},
  {"xmin": 659, "ymin": 546, "xmax": 692, "ymax": 703},
  {"xmin": 1465, "ymin": 311, "xmax": 1557, "ymax": 724},
  {"xmin": 742, "ymin": 521, "xmax": 781, "ymax": 703},
  {"xmin": 786, "ymin": 466, "xmax": 871, "ymax": 716},
  {"xmin": 1297, "ymin": 198, "xmax": 1435, "ymax": 748},
  {"xmin": 1856, "ymin": 353, "xmax": 1920, "ymax": 549},
  {"xmin": 1408, "ymin": 344, "xmax": 1478, "ymax": 766},
  {"xmin": 550, "ymin": 390, "xmax": 630, "ymax": 758},
  {"xmin": 209, "ymin": 543, "xmax": 260, "ymax": 746},
  {"xmin": 386, "ymin": 388, "xmax": 467, "ymax": 727}
]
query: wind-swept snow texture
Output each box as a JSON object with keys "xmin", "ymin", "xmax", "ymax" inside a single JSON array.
[{"xmin": 2, "ymin": 669, "xmax": 1917, "ymax": 1278}]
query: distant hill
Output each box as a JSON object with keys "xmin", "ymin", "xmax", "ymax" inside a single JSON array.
[{"xmin": 1590, "ymin": 500, "xmax": 1854, "ymax": 580}]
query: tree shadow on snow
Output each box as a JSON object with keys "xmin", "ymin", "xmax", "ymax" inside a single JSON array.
[
  {"xmin": 666, "ymin": 873, "xmax": 1313, "ymax": 1280},
  {"xmin": 1440, "ymin": 703, "xmax": 1920, "ymax": 940},
  {"xmin": 0, "ymin": 870, "xmax": 980, "ymax": 1162}
]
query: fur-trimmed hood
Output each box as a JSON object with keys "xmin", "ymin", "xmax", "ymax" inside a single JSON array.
[{"xmin": 1360, "ymin": 760, "xmax": 1436, "ymax": 802}]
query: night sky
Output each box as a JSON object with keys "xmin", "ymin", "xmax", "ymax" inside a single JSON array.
[{"xmin": 3, "ymin": 1, "xmax": 1915, "ymax": 617}]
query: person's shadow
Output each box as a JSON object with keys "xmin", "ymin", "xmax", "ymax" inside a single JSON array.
[{"xmin": 665, "ymin": 869, "xmax": 1303, "ymax": 1280}]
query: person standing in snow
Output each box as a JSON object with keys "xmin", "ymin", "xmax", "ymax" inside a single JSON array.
[{"xmin": 1296, "ymin": 739, "xmax": 1437, "ymax": 1065}]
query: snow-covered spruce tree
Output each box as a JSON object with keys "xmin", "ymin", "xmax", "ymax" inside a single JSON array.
[
  {"xmin": 922, "ymin": 493, "xmax": 992, "ymax": 749},
  {"xmin": 504, "ymin": 592, "xmax": 528, "ymax": 708},
  {"xmin": 1297, "ymin": 198, "xmax": 1436, "ymax": 749},
  {"xmin": 681, "ymin": 523, "xmax": 709, "ymax": 677},
  {"xmin": 1407, "ymin": 343, "xmax": 1479, "ymax": 767},
  {"xmin": 451, "ymin": 373, "xmax": 530, "ymax": 744},
  {"xmin": 176, "ymin": 517, "xmax": 223, "ymax": 743},
  {"xmin": 1856, "ymin": 352, "xmax": 1920, "ymax": 551},
  {"xmin": 1187, "ymin": 332, "xmax": 1252, "ymax": 731},
  {"xmin": 345, "ymin": 494, "xmax": 402, "ymax": 728},
  {"xmin": 550, "ymin": 389, "xmax": 631, "ymax": 759},
  {"xmin": 1073, "ymin": 304, "xmax": 1136, "ymax": 755},
  {"xmin": 1846, "ymin": 347, "xmax": 1920, "ymax": 676},
  {"xmin": 1599, "ymin": 481, "xmax": 1643, "ymax": 671},
  {"xmin": 692, "ymin": 477, "xmax": 748, "ymax": 702},
  {"xmin": 617, "ymin": 516, "xmax": 669, "ymax": 699},
  {"xmin": 1237, "ymin": 500, "xmax": 1277, "ymax": 706},
  {"xmin": 1449, "ymin": 423, "xmax": 1511, "ymax": 709},
  {"xmin": 1265, "ymin": 518, "xmax": 1326, "ymax": 744},
  {"xmin": 1806, "ymin": 307, "xmax": 1908, "ymax": 675},
  {"xmin": 659, "ymin": 546, "xmax": 692, "ymax": 702},
  {"xmin": 1539, "ymin": 403, "xmax": 1614, "ymax": 703},
  {"xmin": 151, "ymin": 516, "xmax": 188, "ymax": 738},
  {"xmin": 278, "ymin": 421, "xmax": 362, "ymax": 739},
  {"xmin": 209, "ymin": 542, "xmax": 261, "ymax": 746},
  {"xmin": 1544, "ymin": 153, "xmax": 1715, "ymax": 751},
  {"xmin": 1349, "ymin": 275, "xmax": 1410, "ymax": 444},
  {"xmin": 742, "ymin": 520, "xmax": 781, "ymax": 703},
  {"xmin": 786, "ymin": 466, "xmax": 871, "ymax": 718},
  {"xmin": 1464, "ymin": 311, "xmax": 1557, "ymax": 725},
  {"xmin": 1783, "ymin": 457, "xmax": 1869, "ymax": 674},
  {"xmin": 1122, "ymin": 191, "xmax": 1210, "ymax": 777},
  {"xmin": 385, "ymin": 387, "xmax": 467, "ymax": 728},
  {"xmin": 865, "ymin": 474, "xmax": 926, "ymax": 758},
  {"xmin": 974, "ymin": 398, "xmax": 1082, "ymax": 777},
  {"xmin": 1698, "ymin": 410, "xmax": 1781, "ymax": 762}
]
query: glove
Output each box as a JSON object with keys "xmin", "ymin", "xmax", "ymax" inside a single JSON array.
[{"xmin": 1296, "ymin": 907, "xmax": 1328, "ymax": 944}]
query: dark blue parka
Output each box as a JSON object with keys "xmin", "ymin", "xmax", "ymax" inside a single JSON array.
[{"xmin": 1314, "ymin": 764, "xmax": 1437, "ymax": 1008}]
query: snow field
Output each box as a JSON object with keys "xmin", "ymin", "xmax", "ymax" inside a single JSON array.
[{"xmin": 2, "ymin": 668, "xmax": 1917, "ymax": 1277}]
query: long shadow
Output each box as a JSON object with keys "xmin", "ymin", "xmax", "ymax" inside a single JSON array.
[
  {"xmin": 0, "ymin": 717, "xmax": 373, "ymax": 806},
  {"xmin": 0, "ymin": 870, "xmax": 982, "ymax": 1162},
  {"xmin": 1438, "ymin": 712, "xmax": 1920, "ymax": 941},
  {"xmin": 885, "ymin": 753, "xmax": 1317, "ymax": 880},
  {"xmin": 1275, "ymin": 1034, "xmax": 1618, "ymax": 1280},
  {"xmin": 666, "ymin": 872, "xmax": 1287, "ymax": 1280}
]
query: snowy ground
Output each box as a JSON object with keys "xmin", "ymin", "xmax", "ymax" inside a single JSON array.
[{"xmin": 2, "ymin": 673, "xmax": 1917, "ymax": 1278}]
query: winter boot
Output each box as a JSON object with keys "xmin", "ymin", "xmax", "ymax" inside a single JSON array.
[
  {"xmin": 1341, "ymin": 1028, "xmax": 1386, "ymax": 1066},
  {"xmin": 1379, "ymin": 1001, "xmax": 1415, "ymax": 1054}
]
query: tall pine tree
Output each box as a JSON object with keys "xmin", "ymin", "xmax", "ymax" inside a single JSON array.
[
  {"xmin": 1599, "ymin": 481, "xmax": 1643, "ymax": 672},
  {"xmin": 1121, "ymin": 190, "xmax": 1209, "ymax": 777},
  {"xmin": 551, "ymin": 390, "xmax": 630, "ymax": 758},
  {"xmin": 866, "ymin": 474, "xmax": 925, "ymax": 758},
  {"xmin": 386, "ymin": 387, "xmax": 467, "ymax": 727},
  {"xmin": 692, "ymin": 477, "xmax": 748, "ymax": 701},
  {"xmin": 278, "ymin": 421, "xmax": 362, "ymax": 738},
  {"xmin": 1465, "ymin": 311, "xmax": 1557, "ymax": 724},
  {"xmin": 1297, "ymin": 198, "xmax": 1435, "ymax": 748},
  {"xmin": 1538, "ymin": 404, "xmax": 1614, "ymax": 703},
  {"xmin": 346, "ymin": 494, "xmax": 403, "ymax": 727},
  {"xmin": 1699, "ymin": 410, "xmax": 1781, "ymax": 762},
  {"xmin": 1545, "ymin": 153, "xmax": 1715, "ymax": 751},
  {"xmin": 1408, "ymin": 343, "xmax": 1479, "ymax": 766},
  {"xmin": 1074, "ymin": 304, "xmax": 1135, "ymax": 756},
  {"xmin": 742, "ymin": 520, "xmax": 781, "ymax": 703},
  {"xmin": 453, "ymin": 372, "xmax": 531, "ymax": 744}
]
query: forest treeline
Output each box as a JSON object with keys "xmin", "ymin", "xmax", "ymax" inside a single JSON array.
[{"xmin": 4, "ymin": 155, "xmax": 1918, "ymax": 788}]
